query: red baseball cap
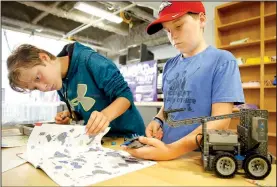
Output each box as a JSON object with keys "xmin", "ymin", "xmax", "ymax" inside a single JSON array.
[{"xmin": 146, "ymin": 1, "xmax": 205, "ymax": 35}]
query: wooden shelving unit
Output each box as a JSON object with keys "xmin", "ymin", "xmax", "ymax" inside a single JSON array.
[
  {"xmin": 217, "ymin": 16, "xmax": 260, "ymax": 32},
  {"xmin": 218, "ymin": 40, "xmax": 261, "ymax": 50},
  {"xmin": 215, "ymin": 2, "xmax": 276, "ymax": 156}
]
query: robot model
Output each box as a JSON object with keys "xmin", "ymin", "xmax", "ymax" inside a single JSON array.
[{"xmin": 162, "ymin": 108, "xmax": 273, "ymax": 179}]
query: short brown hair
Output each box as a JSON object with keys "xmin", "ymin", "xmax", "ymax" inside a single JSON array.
[
  {"xmin": 188, "ymin": 12, "xmax": 200, "ymax": 19},
  {"xmin": 7, "ymin": 44, "xmax": 56, "ymax": 92},
  {"xmin": 187, "ymin": 12, "xmax": 205, "ymax": 32}
]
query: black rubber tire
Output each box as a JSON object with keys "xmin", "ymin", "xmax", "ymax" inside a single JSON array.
[
  {"xmin": 213, "ymin": 152, "xmax": 238, "ymax": 178},
  {"xmin": 244, "ymin": 154, "xmax": 271, "ymax": 180},
  {"xmin": 242, "ymin": 151, "xmax": 257, "ymax": 169}
]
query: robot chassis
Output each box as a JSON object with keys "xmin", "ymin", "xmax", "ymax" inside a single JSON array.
[{"xmin": 162, "ymin": 108, "xmax": 273, "ymax": 179}]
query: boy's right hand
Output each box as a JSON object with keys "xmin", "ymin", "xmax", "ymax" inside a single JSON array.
[
  {"xmin": 145, "ymin": 121, "xmax": 163, "ymax": 140},
  {"xmin": 55, "ymin": 111, "xmax": 71, "ymax": 124}
]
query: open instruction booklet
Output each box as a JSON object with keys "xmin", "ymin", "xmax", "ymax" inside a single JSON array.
[{"xmin": 25, "ymin": 124, "xmax": 156, "ymax": 186}]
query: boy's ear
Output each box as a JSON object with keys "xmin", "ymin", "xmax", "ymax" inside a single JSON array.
[
  {"xmin": 199, "ymin": 12, "xmax": 206, "ymax": 28},
  {"xmin": 38, "ymin": 53, "xmax": 51, "ymax": 63}
]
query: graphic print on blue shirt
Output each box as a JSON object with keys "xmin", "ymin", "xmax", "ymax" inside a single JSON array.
[
  {"xmin": 165, "ymin": 69, "xmax": 196, "ymax": 113},
  {"xmin": 161, "ymin": 46, "xmax": 245, "ymax": 144}
]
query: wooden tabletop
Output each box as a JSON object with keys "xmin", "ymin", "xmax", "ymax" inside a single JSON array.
[{"xmin": 2, "ymin": 138, "xmax": 276, "ymax": 186}]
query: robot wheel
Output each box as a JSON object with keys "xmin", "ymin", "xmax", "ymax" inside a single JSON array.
[
  {"xmin": 213, "ymin": 152, "xmax": 238, "ymax": 178},
  {"xmin": 244, "ymin": 154, "xmax": 271, "ymax": 180}
]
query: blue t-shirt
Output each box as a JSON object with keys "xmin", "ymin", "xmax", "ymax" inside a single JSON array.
[{"xmin": 162, "ymin": 45, "xmax": 245, "ymax": 144}]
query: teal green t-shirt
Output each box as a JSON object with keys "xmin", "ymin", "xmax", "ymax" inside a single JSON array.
[{"xmin": 57, "ymin": 42, "xmax": 145, "ymax": 138}]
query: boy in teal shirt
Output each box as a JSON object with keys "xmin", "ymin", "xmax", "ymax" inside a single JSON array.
[{"xmin": 7, "ymin": 42, "xmax": 145, "ymax": 138}]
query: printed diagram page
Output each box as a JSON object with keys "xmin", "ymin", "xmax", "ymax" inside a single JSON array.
[{"xmin": 26, "ymin": 124, "xmax": 156, "ymax": 186}]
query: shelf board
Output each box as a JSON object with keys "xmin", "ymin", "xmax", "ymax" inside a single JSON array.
[
  {"xmin": 238, "ymin": 61, "xmax": 275, "ymax": 68},
  {"xmin": 264, "ymin": 61, "xmax": 276, "ymax": 65},
  {"xmin": 268, "ymin": 133, "xmax": 276, "ymax": 137},
  {"xmin": 268, "ymin": 110, "xmax": 276, "ymax": 113},
  {"xmin": 218, "ymin": 40, "xmax": 260, "ymax": 50},
  {"xmin": 217, "ymin": 16, "xmax": 260, "ymax": 32},
  {"xmin": 265, "ymin": 86, "xmax": 276, "ymax": 89},
  {"xmin": 265, "ymin": 37, "xmax": 276, "ymax": 44},
  {"xmin": 242, "ymin": 86, "xmax": 260, "ymax": 89},
  {"xmin": 216, "ymin": 2, "xmax": 243, "ymax": 11},
  {"xmin": 239, "ymin": 64, "xmax": 260, "ymax": 68},
  {"xmin": 265, "ymin": 12, "xmax": 276, "ymax": 21}
]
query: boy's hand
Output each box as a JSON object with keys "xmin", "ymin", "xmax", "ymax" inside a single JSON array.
[
  {"xmin": 55, "ymin": 111, "xmax": 71, "ymax": 124},
  {"xmin": 146, "ymin": 121, "xmax": 163, "ymax": 140},
  {"xmin": 122, "ymin": 137, "xmax": 175, "ymax": 161},
  {"xmin": 85, "ymin": 111, "xmax": 110, "ymax": 135}
]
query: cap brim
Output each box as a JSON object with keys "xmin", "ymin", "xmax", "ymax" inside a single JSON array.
[{"xmin": 146, "ymin": 12, "xmax": 188, "ymax": 35}]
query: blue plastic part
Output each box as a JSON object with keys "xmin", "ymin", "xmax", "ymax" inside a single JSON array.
[
  {"xmin": 120, "ymin": 140, "xmax": 132, "ymax": 146},
  {"xmin": 120, "ymin": 136, "xmax": 140, "ymax": 147},
  {"xmin": 235, "ymin": 154, "xmax": 245, "ymax": 161},
  {"xmin": 111, "ymin": 141, "xmax": 116, "ymax": 145}
]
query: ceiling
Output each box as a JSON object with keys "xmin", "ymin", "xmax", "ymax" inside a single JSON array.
[{"xmin": 1, "ymin": 1, "xmax": 169, "ymax": 56}]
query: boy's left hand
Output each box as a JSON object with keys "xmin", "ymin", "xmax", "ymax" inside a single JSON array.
[
  {"xmin": 122, "ymin": 137, "xmax": 176, "ymax": 161},
  {"xmin": 85, "ymin": 111, "xmax": 110, "ymax": 135}
]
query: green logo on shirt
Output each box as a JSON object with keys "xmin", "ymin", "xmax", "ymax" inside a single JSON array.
[{"xmin": 70, "ymin": 84, "xmax": 95, "ymax": 111}]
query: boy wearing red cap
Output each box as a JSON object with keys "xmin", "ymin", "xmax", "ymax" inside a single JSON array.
[{"xmin": 124, "ymin": 1, "xmax": 245, "ymax": 160}]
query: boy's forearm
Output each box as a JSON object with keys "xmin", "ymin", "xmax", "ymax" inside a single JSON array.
[
  {"xmin": 155, "ymin": 105, "xmax": 165, "ymax": 120},
  {"xmin": 101, "ymin": 97, "xmax": 130, "ymax": 122},
  {"xmin": 169, "ymin": 118, "xmax": 231, "ymax": 158}
]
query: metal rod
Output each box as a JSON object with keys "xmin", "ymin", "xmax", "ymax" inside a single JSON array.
[
  {"xmin": 31, "ymin": 2, "xmax": 61, "ymax": 24},
  {"xmin": 2, "ymin": 17, "xmax": 103, "ymax": 46}
]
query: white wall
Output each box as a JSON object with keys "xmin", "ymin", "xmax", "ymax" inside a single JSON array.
[{"xmin": 203, "ymin": 2, "xmax": 226, "ymax": 48}]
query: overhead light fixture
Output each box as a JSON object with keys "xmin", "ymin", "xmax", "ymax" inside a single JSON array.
[{"xmin": 74, "ymin": 2, "xmax": 123, "ymax": 24}]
